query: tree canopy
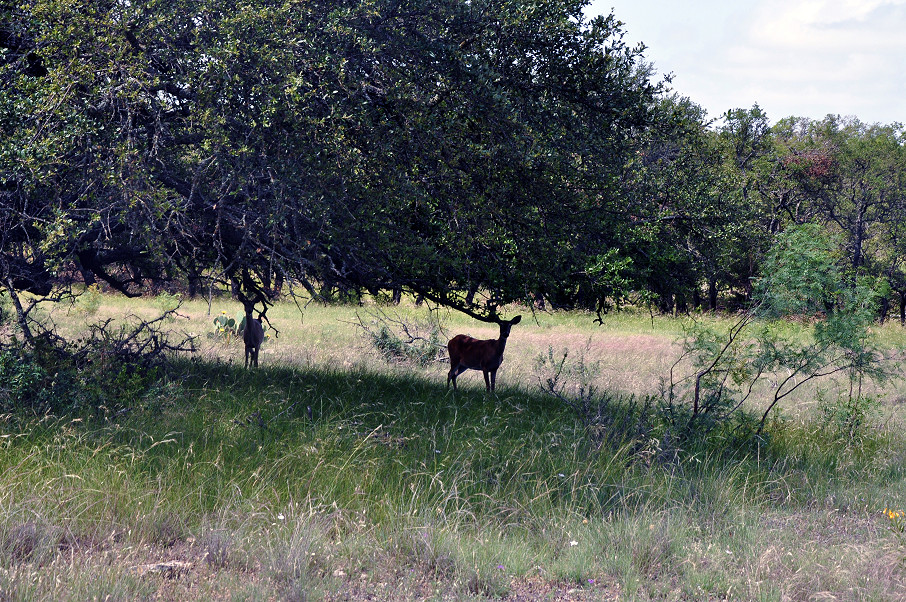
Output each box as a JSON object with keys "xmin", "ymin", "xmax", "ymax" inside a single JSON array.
[
  {"xmin": 3, "ymin": 0, "xmax": 906, "ymax": 336},
  {"xmin": 1, "ymin": 0, "xmax": 662, "ymax": 325}
]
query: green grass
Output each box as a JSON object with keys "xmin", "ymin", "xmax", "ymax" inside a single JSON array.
[{"xmin": 0, "ymin": 295, "xmax": 905, "ymax": 599}]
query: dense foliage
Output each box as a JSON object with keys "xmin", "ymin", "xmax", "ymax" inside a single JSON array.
[
  {"xmin": 2, "ymin": 0, "xmax": 906, "ymax": 330},
  {"xmin": 1, "ymin": 0, "xmax": 663, "ymax": 327},
  {"xmin": 640, "ymin": 108, "xmax": 906, "ymax": 317}
]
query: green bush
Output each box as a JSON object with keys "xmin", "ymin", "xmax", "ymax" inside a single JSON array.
[
  {"xmin": 0, "ymin": 332, "xmax": 162, "ymax": 418},
  {"xmin": 819, "ymin": 393, "xmax": 880, "ymax": 443},
  {"xmin": 672, "ymin": 224, "xmax": 888, "ymax": 436},
  {"xmin": 0, "ymin": 290, "xmax": 10, "ymax": 325},
  {"xmin": 0, "ymin": 349, "xmax": 47, "ymax": 411},
  {"xmin": 369, "ymin": 324, "xmax": 444, "ymax": 367},
  {"xmin": 154, "ymin": 291, "xmax": 182, "ymax": 317},
  {"xmin": 534, "ymin": 340, "xmax": 768, "ymax": 462},
  {"xmin": 75, "ymin": 284, "xmax": 103, "ymax": 316}
]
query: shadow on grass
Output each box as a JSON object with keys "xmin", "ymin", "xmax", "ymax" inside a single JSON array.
[
  {"xmin": 169, "ymin": 357, "xmax": 575, "ymax": 427},
  {"xmin": 2, "ymin": 357, "xmax": 901, "ymax": 519},
  {"xmin": 0, "ymin": 357, "xmax": 903, "ymax": 602}
]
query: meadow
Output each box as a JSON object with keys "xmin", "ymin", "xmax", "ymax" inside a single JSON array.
[{"xmin": 1, "ymin": 294, "xmax": 906, "ymax": 600}]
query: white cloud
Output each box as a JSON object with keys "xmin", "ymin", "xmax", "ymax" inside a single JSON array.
[
  {"xmin": 585, "ymin": 0, "xmax": 906, "ymax": 123},
  {"xmin": 716, "ymin": 0, "xmax": 906, "ymax": 120},
  {"xmin": 747, "ymin": 0, "xmax": 906, "ymax": 49}
]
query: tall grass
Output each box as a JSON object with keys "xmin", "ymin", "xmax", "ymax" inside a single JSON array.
[{"xmin": 0, "ymin": 296, "xmax": 904, "ymax": 599}]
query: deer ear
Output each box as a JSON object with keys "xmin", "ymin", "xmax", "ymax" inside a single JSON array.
[{"xmin": 510, "ymin": 315, "xmax": 522, "ymax": 325}]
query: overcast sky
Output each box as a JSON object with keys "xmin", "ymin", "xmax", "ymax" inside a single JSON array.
[{"xmin": 585, "ymin": 0, "xmax": 906, "ymax": 126}]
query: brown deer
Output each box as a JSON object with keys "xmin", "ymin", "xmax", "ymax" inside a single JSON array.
[
  {"xmin": 243, "ymin": 309, "xmax": 265, "ymax": 368},
  {"xmin": 447, "ymin": 315, "xmax": 522, "ymax": 392}
]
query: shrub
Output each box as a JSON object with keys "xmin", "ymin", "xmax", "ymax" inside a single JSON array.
[
  {"xmin": 0, "ymin": 312, "xmax": 187, "ymax": 417},
  {"xmin": 154, "ymin": 291, "xmax": 182, "ymax": 318},
  {"xmin": 75, "ymin": 284, "xmax": 103, "ymax": 316},
  {"xmin": 356, "ymin": 309, "xmax": 446, "ymax": 367},
  {"xmin": 0, "ymin": 342, "xmax": 158, "ymax": 417},
  {"xmin": 0, "ymin": 290, "xmax": 10, "ymax": 325},
  {"xmin": 0, "ymin": 348, "xmax": 47, "ymax": 412},
  {"xmin": 534, "ymin": 344, "xmax": 661, "ymax": 457},
  {"xmin": 819, "ymin": 393, "xmax": 880, "ymax": 443},
  {"xmin": 369, "ymin": 325, "xmax": 443, "ymax": 367},
  {"xmin": 670, "ymin": 224, "xmax": 889, "ymax": 436}
]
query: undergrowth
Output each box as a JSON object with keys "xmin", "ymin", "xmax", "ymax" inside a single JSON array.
[{"xmin": 0, "ymin": 357, "xmax": 902, "ymax": 599}]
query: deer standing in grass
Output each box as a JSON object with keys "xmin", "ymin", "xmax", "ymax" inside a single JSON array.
[
  {"xmin": 243, "ymin": 309, "xmax": 265, "ymax": 368},
  {"xmin": 447, "ymin": 315, "xmax": 522, "ymax": 392}
]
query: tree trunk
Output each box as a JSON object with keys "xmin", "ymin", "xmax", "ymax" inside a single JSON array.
[
  {"xmin": 187, "ymin": 272, "xmax": 201, "ymax": 298},
  {"xmin": 675, "ymin": 293, "xmax": 688, "ymax": 315},
  {"xmin": 657, "ymin": 293, "xmax": 674, "ymax": 315},
  {"xmin": 465, "ymin": 285, "xmax": 478, "ymax": 306},
  {"xmin": 5, "ymin": 282, "xmax": 34, "ymax": 345}
]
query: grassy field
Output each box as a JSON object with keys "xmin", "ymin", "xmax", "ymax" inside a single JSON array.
[{"xmin": 1, "ymin": 294, "xmax": 906, "ymax": 600}]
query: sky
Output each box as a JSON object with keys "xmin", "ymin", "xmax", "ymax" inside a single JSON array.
[{"xmin": 584, "ymin": 0, "xmax": 906, "ymax": 126}]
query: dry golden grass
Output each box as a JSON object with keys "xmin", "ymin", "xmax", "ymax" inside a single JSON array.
[{"xmin": 40, "ymin": 292, "xmax": 906, "ymax": 420}]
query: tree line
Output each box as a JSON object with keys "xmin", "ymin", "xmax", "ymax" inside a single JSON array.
[
  {"xmin": 638, "ymin": 104, "xmax": 906, "ymax": 322},
  {"xmin": 2, "ymin": 0, "xmax": 905, "ymax": 339}
]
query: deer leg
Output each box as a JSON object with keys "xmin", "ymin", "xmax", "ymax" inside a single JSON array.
[
  {"xmin": 490, "ymin": 370, "xmax": 497, "ymax": 392},
  {"xmin": 483, "ymin": 371, "xmax": 491, "ymax": 392},
  {"xmin": 448, "ymin": 365, "xmax": 460, "ymax": 390}
]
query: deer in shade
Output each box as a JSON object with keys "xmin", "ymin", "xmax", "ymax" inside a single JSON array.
[
  {"xmin": 447, "ymin": 315, "xmax": 522, "ymax": 392},
  {"xmin": 243, "ymin": 309, "xmax": 265, "ymax": 368}
]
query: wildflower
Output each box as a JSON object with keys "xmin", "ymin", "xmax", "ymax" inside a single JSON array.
[
  {"xmin": 588, "ymin": 579, "xmax": 595, "ymax": 584},
  {"xmin": 496, "ymin": 564, "xmax": 505, "ymax": 571},
  {"xmin": 569, "ymin": 540, "xmax": 578, "ymax": 547}
]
